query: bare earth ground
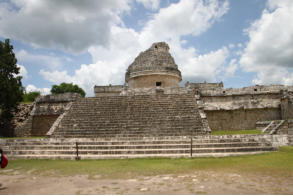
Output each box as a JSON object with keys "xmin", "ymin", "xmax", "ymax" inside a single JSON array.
[{"xmin": 1, "ymin": 169, "xmax": 293, "ymax": 194}]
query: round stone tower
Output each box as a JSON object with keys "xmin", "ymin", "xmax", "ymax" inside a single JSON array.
[{"xmin": 125, "ymin": 42, "xmax": 182, "ymax": 88}]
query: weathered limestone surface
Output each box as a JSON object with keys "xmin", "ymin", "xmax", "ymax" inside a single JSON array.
[
  {"xmin": 120, "ymin": 86, "xmax": 190, "ymax": 96},
  {"xmin": 94, "ymin": 85, "xmax": 126, "ymax": 97},
  {"xmin": 257, "ymin": 119, "xmax": 293, "ymax": 135},
  {"xmin": 281, "ymin": 91, "xmax": 293, "ymax": 120},
  {"xmin": 12, "ymin": 104, "xmax": 34, "ymax": 137},
  {"xmin": 125, "ymin": 42, "xmax": 182, "ymax": 88},
  {"xmin": 187, "ymin": 82, "xmax": 293, "ymax": 130},
  {"xmin": 1, "ymin": 134, "xmax": 284, "ymax": 160},
  {"xmin": 11, "ymin": 104, "xmax": 33, "ymax": 126},
  {"xmin": 33, "ymin": 93, "xmax": 82, "ymax": 115},
  {"xmin": 206, "ymin": 108, "xmax": 281, "ymax": 130},
  {"xmin": 185, "ymin": 82, "xmax": 224, "ymax": 91},
  {"xmin": 15, "ymin": 93, "xmax": 81, "ymax": 137},
  {"xmin": 51, "ymin": 93, "xmax": 207, "ymax": 138}
]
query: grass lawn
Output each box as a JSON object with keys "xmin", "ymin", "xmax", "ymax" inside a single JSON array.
[
  {"xmin": 212, "ymin": 129, "xmax": 262, "ymax": 135},
  {"xmin": 4, "ymin": 146, "xmax": 293, "ymax": 179},
  {"xmin": 20, "ymin": 101, "xmax": 33, "ymax": 104}
]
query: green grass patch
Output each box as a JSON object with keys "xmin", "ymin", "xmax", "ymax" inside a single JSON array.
[
  {"xmin": 212, "ymin": 129, "xmax": 262, "ymax": 135},
  {"xmin": 19, "ymin": 101, "xmax": 33, "ymax": 104},
  {"xmin": 3, "ymin": 146, "xmax": 293, "ymax": 178}
]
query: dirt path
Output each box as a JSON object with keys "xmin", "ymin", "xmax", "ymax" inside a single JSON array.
[{"xmin": 1, "ymin": 169, "xmax": 293, "ymax": 194}]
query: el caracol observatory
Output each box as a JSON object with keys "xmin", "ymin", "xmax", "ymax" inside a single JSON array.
[
  {"xmin": 125, "ymin": 42, "xmax": 182, "ymax": 88},
  {"xmin": 5, "ymin": 41, "xmax": 293, "ymax": 160}
]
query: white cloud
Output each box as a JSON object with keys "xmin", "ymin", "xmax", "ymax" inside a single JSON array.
[
  {"xmin": 177, "ymin": 46, "xmax": 230, "ymax": 82},
  {"xmin": 252, "ymin": 67, "xmax": 293, "ymax": 86},
  {"xmin": 40, "ymin": 26, "xmax": 142, "ymax": 95},
  {"xmin": 39, "ymin": 70, "xmax": 73, "ymax": 84},
  {"xmin": 140, "ymin": 0, "xmax": 229, "ymax": 42},
  {"xmin": 17, "ymin": 64, "xmax": 27, "ymax": 78},
  {"xmin": 228, "ymin": 44, "xmax": 235, "ymax": 49},
  {"xmin": 16, "ymin": 50, "xmax": 63, "ymax": 69},
  {"xmin": 239, "ymin": 0, "xmax": 293, "ymax": 85},
  {"xmin": 39, "ymin": 0, "xmax": 230, "ymax": 96},
  {"xmin": 136, "ymin": 0, "xmax": 160, "ymax": 10},
  {"xmin": 237, "ymin": 43, "xmax": 243, "ymax": 48},
  {"xmin": 26, "ymin": 84, "xmax": 50, "ymax": 95},
  {"xmin": 0, "ymin": 0, "xmax": 131, "ymax": 53},
  {"xmin": 225, "ymin": 59, "xmax": 238, "ymax": 77}
]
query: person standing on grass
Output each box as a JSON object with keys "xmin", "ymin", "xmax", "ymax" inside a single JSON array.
[
  {"xmin": 0, "ymin": 148, "xmax": 8, "ymax": 190},
  {"xmin": 0, "ymin": 148, "xmax": 3, "ymax": 190}
]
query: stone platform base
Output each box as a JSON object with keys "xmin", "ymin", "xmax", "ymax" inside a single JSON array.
[{"xmin": 1, "ymin": 134, "xmax": 288, "ymax": 160}]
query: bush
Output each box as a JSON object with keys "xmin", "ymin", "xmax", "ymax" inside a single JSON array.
[
  {"xmin": 51, "ymin": 83, "xmax": 86, "ymax": 97},
  {"xmin": 22, "ymin": 91, "xmax": 40, "ymax": 102}
]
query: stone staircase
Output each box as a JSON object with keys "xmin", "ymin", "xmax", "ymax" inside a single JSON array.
[
  {"xmin": 50, "ymin": 94, "xmax": 207, "ymax": 138},
  {"xmin": 194, "ymin": 94, "xmax": 211, "ymax": 134},
  {"xmin": 0, "ymin": 136, "xmax": 277, "ymax": 160},
  {"xmin": 262, "ymin": 120, "xmax": 285, "ymax": 134}
]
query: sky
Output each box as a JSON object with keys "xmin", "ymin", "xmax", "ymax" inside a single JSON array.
[{"xmin": 0, "ymin": 0, "xmax": 293, "ymax": 96}]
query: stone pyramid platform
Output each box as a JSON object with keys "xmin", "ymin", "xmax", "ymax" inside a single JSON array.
[
  {"xmin": 0, "ymin": 92, "xmax": 279, "ymax": 160},
  {"xmin": 0, "ymin": 135, "xmax": 277, "ymax": 160},
  {"xmin": 50, "ymin": 93, "xmax": 207, "ymax": 138}
]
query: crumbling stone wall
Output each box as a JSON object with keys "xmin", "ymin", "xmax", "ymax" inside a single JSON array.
[
  {"xmin": 94, "ymin": 85, "xmax": 126, "ymax": 97},
  {"xmin": 288, "ymin": 119, "xmax": 293, "ymax": 135},
  {"xmin": 0, "ymin": 103, "xmax": 34, "ymax": 137},
  {"xmin": 281, "ymin": 91, "xmax": 293, "ymax": 120},
  {"xmin": 185, "ymin": 82, "xmax": 223, "ymax": 91},
  {"xmin": 13, "ymin": 104, "xmax": 34, "ymax": 137},
  {"xmin": 187, "ymin": 83, "xmax": 293, "ymax": 130},
  {"xmin": 32, "ymin": 115, "xmax": 59, "ymax": 136},
  {"xmin": 14, "ymin": 93, "xmax": 81, "ymax": 137},
  {"xmin": 206, "ymin": 108, "xmax": 281, "ymax": 130}
]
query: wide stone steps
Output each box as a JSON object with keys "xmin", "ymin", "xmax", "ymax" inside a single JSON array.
[
  {"xmin": 262, "ymin": 120, "xmax": 285, "ymax": 134},
  {"xmin": 51, "ymin": 94, "xmax": 206, "ymax": 138},
  {"xmin": 7, "ymin": 152, "xmax": 270, "ymax": 160},
  {"xmin": 3, "ymin": 137, "xmax": 258, "ymax": 144},
  {"xmin": 56, "ymin": 129, "xmax": 200, "ymax": 134},
  {"xmin": 7, "ymin": 142, "xmax": 264, "ymax": 150},
  {"xmin": 1, "ymin": 136, "xmax": 277, "ymax": 160},
  {"xmin": 6, "ymin": 147, "xmax": 275, "ymax": 156}
]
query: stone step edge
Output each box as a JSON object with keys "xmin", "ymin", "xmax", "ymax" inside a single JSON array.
[
  {"xmin": 7, "ymin": 151, "xmax": 274, "ymax": 160},
  {"xmin": 7, "ymin": 146, "xmax": 276, "ymax": 153},
  {"xmin": 0, "ymin": 137, "xmax": 259, "ymax": 142},
  {"xmin": 4, "ymin": 142, "xmax": 265, "ymax": 147}
]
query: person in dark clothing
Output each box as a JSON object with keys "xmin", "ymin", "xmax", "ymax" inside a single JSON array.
[{"xmin": 0, "ymin": 148, "xmax": 5, "ymax": 190}]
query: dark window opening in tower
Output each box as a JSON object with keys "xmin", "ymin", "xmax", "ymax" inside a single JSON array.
[{"xmin": 156, "ymin": 82, "xmax": 162, "ymax": 87}]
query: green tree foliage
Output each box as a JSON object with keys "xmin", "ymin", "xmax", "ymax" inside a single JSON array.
[
  {"xmin": 0, "ymin": 39, "xmax": 24, "ymax": 119},
  {"xmin": 51, "ymin": 82, "xmax": 86, "ymax": 97},
  {"xmin": 22, "ymin": 91, "xmax": 41, "ymax": 102}
]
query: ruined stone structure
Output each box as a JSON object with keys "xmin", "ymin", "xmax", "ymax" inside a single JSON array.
[
  {"xmin": 51, "ymin": 42, "xmax": 207, "ymax": 138},
  {"xmin": 14, "ymin": 93, "xmax": 81, "ymax": 137},
  {"xmin": 14, "ymin": 42, "xmax": 293, "ymax": 137},
  {"xmin": 125, "ymin": 42, "xmax": 182, "ymax": 88},
  {"xmin": 2, "ymin": 42, "xmax": 292, "ymax": 159},
  {"xmin": 186, "ymin": 83, "xmax": 293, "ymax": 133}
]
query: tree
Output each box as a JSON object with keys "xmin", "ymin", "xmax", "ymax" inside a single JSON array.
[
  {"xmin": 22, "ymin": 91, "xmax": 41, "ymax": 102},
  {"xmin": 51, "ymin": 82, "xmax": 86, "ymax": 97},
  {"xmin": 0, "ymin": 39, "xmax": 24, "ymax": 119}
]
